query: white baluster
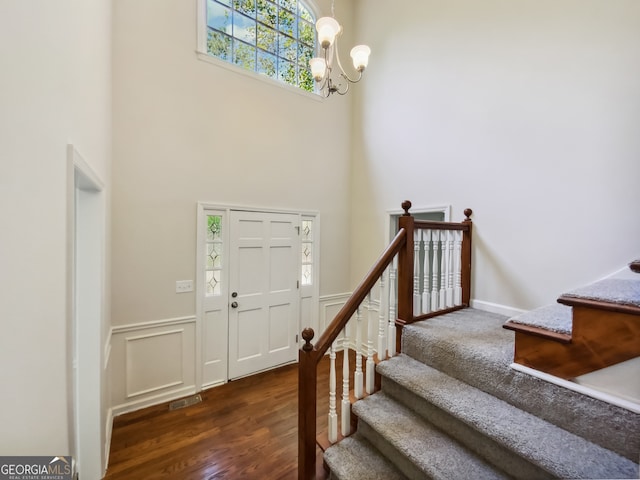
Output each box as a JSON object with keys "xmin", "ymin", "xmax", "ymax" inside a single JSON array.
[
  {"xmin": 439, "ymin": 230, "xmax": 447, "ymax": 309},
  {"xmin": 413, "ymin": 229, "xmax": 421, "ymax": 314},
  {"xmin": 366, "ymin": 293, "xmax": 375, "ymax": 395},
  {"xmin": 341, "ymin": 327, "xmax": 350, "ymax": 437},
  {"xmin": 422, "ymin": 229, "xmax": 431, "ymax": 314},
  {"xmin": 454, "ymin": 230, "xmax": 463, "ymax": 305},
  {"xmin": 328, "ymin": 341, "xmax": 338, "ymax": 444},
  {"xmin": 431, "ymin": 231, "xmax": 440, "ymax": 311},
  {"xmin": 446, "ymin": 230, "xmax": 454, "ymax": 308},
  {"xmin": 388, "ymin": 258, "xmax": 397, "ymax": 357},
  {"xmin": 378, "ymin": 270, "xmax": 387, "ymax": 359},
  {"xmin": 354, "ymin": 307, "xmax": 364, "ymax": 399}
]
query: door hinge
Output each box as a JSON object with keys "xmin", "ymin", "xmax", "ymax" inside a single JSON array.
[
  {"xmin": 297, "ymin": 280, "xmax": 299, "ymax": 289},
  {"xmin": 296, "ymin": 334, "xmax": 299, "ymax": 343},
  {"xmin": 295, "ymin": 226, "xmax": 300, "ymax": 235}
]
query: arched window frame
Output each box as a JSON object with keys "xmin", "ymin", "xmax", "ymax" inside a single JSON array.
[{"xmin": 196, "ymin": 0, "xmax": 320, "ymax": 95}]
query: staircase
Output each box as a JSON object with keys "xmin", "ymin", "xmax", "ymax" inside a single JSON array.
[
  {"xmin": 298, "ymin": 204, "xmax": 639, "ymax": 479},
  {"xmin": 324, "ymin": 308, "xmax": 640, "ymax": 479}
]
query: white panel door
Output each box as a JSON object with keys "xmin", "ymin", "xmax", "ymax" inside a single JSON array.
[{"xmin": 228, "ymin": 211, "xmax": 300, "ymax": 379}]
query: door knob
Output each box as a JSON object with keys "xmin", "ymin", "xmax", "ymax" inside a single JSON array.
[{"xmin": 231, "ymin": 301, "xmax": 238, "ymax": 308}]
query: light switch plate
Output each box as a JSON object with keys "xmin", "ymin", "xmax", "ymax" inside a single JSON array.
[{"xmin": 176, "ymin": 280, "xmax": 193, "ymax": 293}]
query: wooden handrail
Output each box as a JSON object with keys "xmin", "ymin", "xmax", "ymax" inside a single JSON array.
[
  {"xmin": 298, "ymin": 201, "xmax": 473, "ymax": 479},
  {"xmin": 312, "ymin": 228, "xmax": 408, "ymax": 357},
  {"xmin": 413, "ymin": 220, "xmax": 470, "ymax": 230},
  {"xmin": 298, "ymin": 227, "xmax": 407, "ymax": 480}
]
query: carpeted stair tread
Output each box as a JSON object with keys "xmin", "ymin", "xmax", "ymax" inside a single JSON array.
[
  {"xmin": 507, "ymin": 303, "xmax": 572, "ymax": 335},
  {"xmin": 561, "ymin": 278, "xmax": 640, "ymax": 308},
  {"xmin": 377, "ymin": 353, "xmax": 639, "ymax": 479},
  {"xmin": 324, "ymin": 433, "xmax": 407, "ymax": 480},
  {"xmin": 400, "ymin": 308, "xmax": 640, "ymax": 461},
  {"xmin": 353, "ymin": 391, "xmax": 510, "ymax": 480}
]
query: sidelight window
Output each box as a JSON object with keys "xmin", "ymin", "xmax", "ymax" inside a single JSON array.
[{"xmin": 205, "ymin": 214, "xmax": 223, "ymax": 296}]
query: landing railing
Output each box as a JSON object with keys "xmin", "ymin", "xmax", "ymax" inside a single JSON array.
[{"xmin": 298, "ymin": 201, "xmax": 473, "ymax": 479}]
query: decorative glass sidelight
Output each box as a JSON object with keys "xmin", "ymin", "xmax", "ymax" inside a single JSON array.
[
  {"xmin": 301, "ymin": 219, "xmax": 313, "ymax": 286},
  {"xmin": 205, "ymin": 215, "xmax": 223, "ymax": 296}
]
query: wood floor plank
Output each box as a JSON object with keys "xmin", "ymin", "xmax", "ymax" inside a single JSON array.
[{"xmin": 104, "ymin": 355, "xmax": 338, "ymax": 479}]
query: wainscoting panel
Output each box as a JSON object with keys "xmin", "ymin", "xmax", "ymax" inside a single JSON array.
[
  {"xmin": 319, "ymin": 293, "xmax": 351, "ymax": 336},
  {"xmin": 125, "ymin": 329, "xmax": 185, "ymax": 398},
  {"xmin": 110, "ymin": 317, "xmax": 196, "ymax": 416}
]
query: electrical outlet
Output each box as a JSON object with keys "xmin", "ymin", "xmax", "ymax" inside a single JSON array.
[{"xmin": 176, "ymin": 280, "xmax": 193, "ymax": 293}]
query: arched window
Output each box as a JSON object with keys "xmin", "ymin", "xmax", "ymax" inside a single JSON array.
[{"xmin": 203, "ymin": 0, "xmax": 317, "ymax": 92}]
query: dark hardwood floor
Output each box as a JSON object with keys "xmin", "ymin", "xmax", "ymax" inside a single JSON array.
[{"xmin": 104, "ymin": 356, "xmax": 334, "ymax": 480}]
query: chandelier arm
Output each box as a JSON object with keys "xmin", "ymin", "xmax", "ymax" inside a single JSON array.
[
  {"xmin": 335, "ymin": 76, "xmax": 350, "ymax": 95},
  {"xmin": 333, "ymin": 36, "xmax": 362, "ymax": 84},
  {"xmin": 315, "ymin": 48, "xmax": 332, "ymax": 95}
]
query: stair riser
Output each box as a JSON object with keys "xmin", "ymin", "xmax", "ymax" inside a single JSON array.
[
  {"xmin": 381, "ymin": 377, "xmax": 553, "ymax": 480},
  {"xmin": 357, "ymin": 421, "xmax": 432, "ymax": 480},
  {"xmin": 402, "ymin": 324, "xmax": 640, "ymax": 461},
  {"xmin": 324, "ymin": 434, "xmax": 409, "ymax": 480}
]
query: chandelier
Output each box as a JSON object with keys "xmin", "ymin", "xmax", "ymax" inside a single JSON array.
[{"xmin": 309, "ymin": 2, "xmax": 371, "ymax": 97}]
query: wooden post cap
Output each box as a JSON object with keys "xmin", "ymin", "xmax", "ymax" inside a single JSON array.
[
  {"xmin": 301, "ymin": 328, "xmax": 315, "ymax": 351},
  {"xmin": 402, "ymin": 200, "xmax": 412, "ymax": 216}
]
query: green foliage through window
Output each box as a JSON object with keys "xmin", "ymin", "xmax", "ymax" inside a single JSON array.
[{"xmin": 206, "ymin": 0, "xmax": 316, "ymax": 92}]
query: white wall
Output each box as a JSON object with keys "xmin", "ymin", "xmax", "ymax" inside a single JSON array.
[
  {"xmin": 0, "ymin": 0, "xmax": 111, "ymax": 462},
  {"xmin": 351, "ymin": 0, "xmax": 640, "ymax": 310},
  {"xmin": 111, "ymin": 0, "xmax": 354, "ymax": 327}
]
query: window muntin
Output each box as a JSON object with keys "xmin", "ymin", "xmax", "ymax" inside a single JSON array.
[{"xmin": 206, "ymin": 0, "xmax": 316, "ymax": 92}]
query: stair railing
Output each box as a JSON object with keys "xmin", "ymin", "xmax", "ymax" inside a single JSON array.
[{"xmin": 298, "ymin": 201, "xmax": 473, "ymax": 479}]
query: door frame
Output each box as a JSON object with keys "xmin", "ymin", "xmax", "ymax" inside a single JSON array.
[
  {"xmin": 195, "ymin": 203, "xmax": 320, "ymax": 390},
  {"xmin": 66, "ymin": 145, "xmax": 106, "ymax": 479},
  {"xmin": 385, "ymin": 204, "xmax": 450, "ymax": 243}
]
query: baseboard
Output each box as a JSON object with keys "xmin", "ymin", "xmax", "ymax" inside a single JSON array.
[
  {"xmin": 470, "ymin": 299, "xmax": 526, "ymax": 318},
  {"xmin": 104, "ymin": 407, "xmax": 113, "ymax": 473},
  {"xmin": 607, "ymin": 265, "xmax": 639, "ymax": 280},
  {"xmin": 111, "ymin": 385, "xmax": 197, "ymax": 417},
  {"xmin": 201, "ymin": 379, "xmax": 227, "ymax": 391}
]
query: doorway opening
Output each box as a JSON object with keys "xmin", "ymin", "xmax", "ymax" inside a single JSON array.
[{"xmin": 387, "ymin": 204, "xmax": 449, "ymax": 242}]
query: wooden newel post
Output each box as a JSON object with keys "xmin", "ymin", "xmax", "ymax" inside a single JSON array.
[
  {"xmin": 461, "ymin": 209, "xmax": 473, "ymax": 306},
  {"xmin": 298, "ymin": 328, "xmax": 317, "ymax": 480},
  {"xmin": 396, "ymin": 200, "xmax": 415, "ymax": 353}
]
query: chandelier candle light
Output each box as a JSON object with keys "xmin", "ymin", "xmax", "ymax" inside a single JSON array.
[{"xmin": 309, "ymin": 2, "xmax": 371, "ymax": 97}]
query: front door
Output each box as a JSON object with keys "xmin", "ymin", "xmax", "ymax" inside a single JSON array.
[{"xmin": 227, "ymin": 211, "xmax": 300, "ymax": 379}]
